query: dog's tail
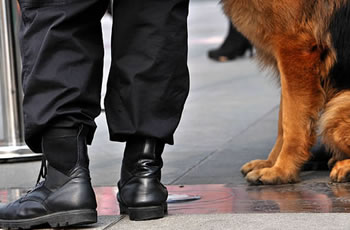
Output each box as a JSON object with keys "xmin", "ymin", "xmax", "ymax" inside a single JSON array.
[{"xmin": 320, "ymin": 91, "xmax": 350, "ymax": 160}]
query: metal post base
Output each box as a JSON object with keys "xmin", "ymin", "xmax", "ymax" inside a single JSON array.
[{"xmin": 0, "ymin": 145, "xmax": 42, "ymax": 163}]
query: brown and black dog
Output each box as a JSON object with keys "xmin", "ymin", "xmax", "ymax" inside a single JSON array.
[{"xmin": 222, "ymin": 0, "xmax": 350, "ymax": 184}]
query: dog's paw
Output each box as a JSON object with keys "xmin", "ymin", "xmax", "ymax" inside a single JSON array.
[
  {"xmin": 245, "ymin": 166, "xmax": 299, "ymax": 185},
  {"xmin": 241, "ymin": 160, "xmax": 273, "ymax": 176},
  {"xmin": 330, "ymin": 160, "xmax": 350, "ymax": 182}
]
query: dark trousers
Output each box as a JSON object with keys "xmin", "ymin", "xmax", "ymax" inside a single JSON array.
[{"xmin": 18, "ymin": 0, "xmax": 190, "ymax": 153}]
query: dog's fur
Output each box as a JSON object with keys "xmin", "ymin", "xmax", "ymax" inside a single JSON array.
[{"xmin": 222, "ymin": 0, "xmax": 350, "ymax": 184}]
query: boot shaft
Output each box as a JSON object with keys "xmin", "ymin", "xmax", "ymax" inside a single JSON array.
[
  {"xmin": 42, "ymin": 125, "xmax": 90, "ymax": 175},
  {"xmin": 120, "ymin": 137, "xmax": 165, "ymax": 186}
]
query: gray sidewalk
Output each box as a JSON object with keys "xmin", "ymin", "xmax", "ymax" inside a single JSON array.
[{"xmin": 95, "ymin": 214, "xmax": 350, "ymax": 230}]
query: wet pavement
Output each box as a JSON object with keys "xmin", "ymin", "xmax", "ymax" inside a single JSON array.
[
  {"xmin": 3, "ymin": 182, "xmax": 350, "ymax": 216},
  {"xmin": 2, "ymin": 182, "xmax": 350, "ymax": 229}
]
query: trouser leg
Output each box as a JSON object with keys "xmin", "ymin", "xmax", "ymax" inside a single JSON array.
[
  {"xmin": 19, "ymin": 0, "xmax": 109, "ymax": 152},
  {"xmin": 105, "ymin": 0, "xmax": 190, "ymax": 145}
]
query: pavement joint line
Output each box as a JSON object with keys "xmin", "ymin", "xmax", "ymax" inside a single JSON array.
[
  {"xmin": 169, "ymin": 104, "xmax": 279, "ymax": 185},
  {"xmin": 169, "ymin": 149, "xmax": 217, "ymax": 185},
  {"xmin": 189, "ymin": 73, "xmax": 253, "ymax": 93},
  {"xmin": 102, "ymin": 215, "xmax": 125, "ymax": 230}
]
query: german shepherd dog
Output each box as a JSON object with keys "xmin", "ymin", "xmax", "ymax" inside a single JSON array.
[{"xmin": 222, "ymin": 0, "xmax": 350, "ymax": 184}]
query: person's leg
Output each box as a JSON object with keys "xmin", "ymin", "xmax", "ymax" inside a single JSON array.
[
  {"xmin": 106, "ymin": 0, "xmax": 190, "ymax": 144},
  {"xmin": 20, "ymin": 0, "xmax": 108, "ymax": 153},
  {"xmin": 106, "ymin": 0, "xmax": 190, "ymax": 220},
  {"xmin": 0, "ymin": 1, "xmax": 109, "ymax": 228},
  {"xmin": 208, "ymin": 19, "xmax": 253, "ymax": 62}
]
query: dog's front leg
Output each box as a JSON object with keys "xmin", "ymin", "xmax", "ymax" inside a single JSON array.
[
  {"xmin": 246, "ymin": 35, "xmax": 325, "ymax": 185},
  {"xmin": 241, "ymin": 96, "xmax": 283, "ymax": 175}
]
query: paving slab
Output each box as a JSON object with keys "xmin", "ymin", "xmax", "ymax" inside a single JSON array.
[{"xmin": 108, "ymin": 214, "xmax": 350, "ymax": 230}]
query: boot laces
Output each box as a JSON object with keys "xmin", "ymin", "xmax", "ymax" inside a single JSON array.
[
  {"xmin": 21, "ymin": 157, "xmax": 47, "ymax": 199},
  {"xmin": 36, "ymin": 156, "xmax": 47, "ymax": 185}
]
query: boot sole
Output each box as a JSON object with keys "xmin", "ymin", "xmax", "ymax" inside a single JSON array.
[
  {"xmin": 119, "ymin": 202, "xmax": 168, "ymax": 221},
  {"xmin": 0, "ymin": 209, "xmax": 97, "ymax": 229}
]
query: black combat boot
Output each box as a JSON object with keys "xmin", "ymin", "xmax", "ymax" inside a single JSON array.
[
  {"xmin": 117, "ymin": 137, "xmax": 168, "ymax": 221},
  {"xmin": 0, "ymin": 126, "xmax": 97, "ymax": 229}
]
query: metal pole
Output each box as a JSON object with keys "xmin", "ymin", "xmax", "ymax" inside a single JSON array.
[{"xmin": 0, "ymin": 0, "xmax": 41, "ymax": 162}]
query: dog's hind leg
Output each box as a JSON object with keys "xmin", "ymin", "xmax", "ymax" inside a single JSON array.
[
  {"xmin": 246, "ymin": 34, "xmax": 325, "ymax": 185},
  {"xmin": 241, "ymin": 96, "xmax": 283, "ymax": 176},
  {"xmin": 320, "ymin": 91, "xmax": 350, "ymax": 182}
]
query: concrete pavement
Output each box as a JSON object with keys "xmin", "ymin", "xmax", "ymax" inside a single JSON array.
[{"xmin": 103, "ymin": 214, "xmax": 350, "ymax": 230}]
